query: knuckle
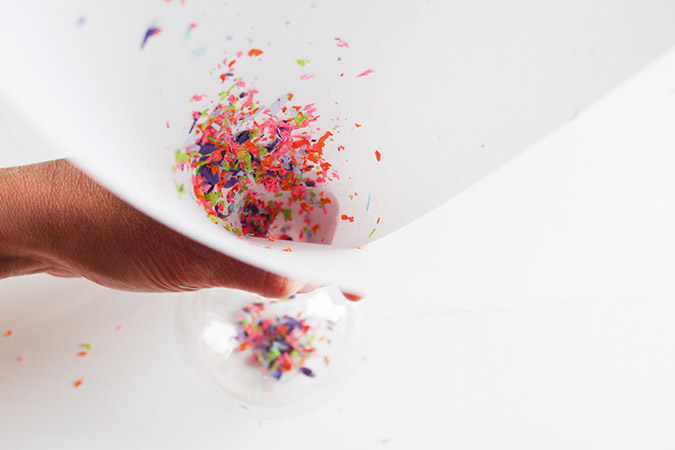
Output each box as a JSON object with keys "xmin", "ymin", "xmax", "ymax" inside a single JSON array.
[{"xmin": 262, "ymin": 272, "xmax": 299, "ymax": 299}]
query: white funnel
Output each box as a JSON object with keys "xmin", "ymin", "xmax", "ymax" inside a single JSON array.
[{"xmin": 2, "ymin": 0, "xmax": 675, "ymax": 291}]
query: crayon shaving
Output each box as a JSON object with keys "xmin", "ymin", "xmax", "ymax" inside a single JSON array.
[
  {"xmin": 174, "ymin": 50, "xmax": 340, "ymax": 243},
  {"xmin": 141, "ymin": 27, "xmax": 161, "ymax": 49},
  {"xmin": 235, "ymin": 303, "xmax": 319, "ymax": 380},
  {"xmin": 334, "ymin": 37, "xmax": 349, "ymax": 48},
  {"xmin": 185, "ymin": 23, "xmax": 196, "ymax": 40}
]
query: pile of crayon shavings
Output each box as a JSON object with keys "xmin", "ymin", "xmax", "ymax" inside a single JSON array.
[
  {"xmin": 235, "ymin": 302, "xmax": 319, "ymax": 380},
  {"xmin": 174, "ymin": 59, "xmax": 339, "ymax": 242}
]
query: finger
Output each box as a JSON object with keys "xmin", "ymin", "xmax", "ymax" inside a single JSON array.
[{"xmin": 204, "ymin": 251, "xmax": 305, "ymax": 298}]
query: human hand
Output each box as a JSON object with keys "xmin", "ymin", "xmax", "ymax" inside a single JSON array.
[{"xmin": 0, "ymin": 159, "xmax": 340, "ymax": 298}]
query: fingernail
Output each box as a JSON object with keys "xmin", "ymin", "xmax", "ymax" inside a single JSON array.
[{"xmin": 298, "ymin": 282, "xmax": 322, "ymax": 293}]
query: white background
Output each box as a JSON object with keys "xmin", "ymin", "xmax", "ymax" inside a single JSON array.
[{"xmin": 2, "ymin": 30, "xmax": 675, "ymax": 450}]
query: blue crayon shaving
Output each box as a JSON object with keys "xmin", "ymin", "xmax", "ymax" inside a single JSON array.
[{"xmin": 191, "ymin": 47, "xmax": 206, "ymax": 57}]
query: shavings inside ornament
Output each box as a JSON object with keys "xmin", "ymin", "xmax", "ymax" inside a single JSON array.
[{"xmin": 235, "ymin": 302, "xmax": 319, "ymax": 380}]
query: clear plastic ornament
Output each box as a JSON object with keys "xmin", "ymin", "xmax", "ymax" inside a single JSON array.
[{"xmin": 175, "ymin": 286, "xmax": 364, "ymax": 418}]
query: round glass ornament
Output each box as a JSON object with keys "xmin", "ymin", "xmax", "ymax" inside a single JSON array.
[{"xmin": 176, "ymin": 286, "xmax": 364, "ymax": 418}]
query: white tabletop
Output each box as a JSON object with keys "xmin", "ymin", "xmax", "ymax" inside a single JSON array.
[
  {"xmin": 2, "ymin": 275, "xmax": 675, "ymax": 449},
  {"xmin": 2, "ymin": 39, "xmax": 675, "ymax": 450}
]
